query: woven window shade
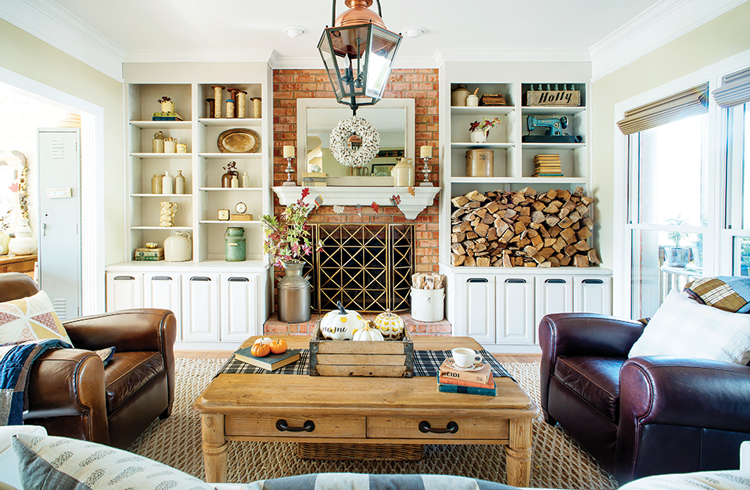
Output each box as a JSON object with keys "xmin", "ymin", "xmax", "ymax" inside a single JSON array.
[
  {"xmin": 617, "ymin": 83, "xmax": 709, "ymax": 135},
  {"xmin": 712, "ymin": 67, "xmax": 750, "ymax": 108}
]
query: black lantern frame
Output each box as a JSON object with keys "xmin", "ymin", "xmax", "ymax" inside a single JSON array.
[{"xmin": 318, "ymin": 1, "xmax": 402, "ymax": 115}]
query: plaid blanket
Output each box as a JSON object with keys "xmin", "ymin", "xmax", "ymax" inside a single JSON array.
[
  {"xmin": 0, "ymin": 339, "xmax": 69, "ymax": 425},
  {"xmin": 241, "ymin": 473, "xmax": 515, "ymax": 489},
  {"xmin": 217, "ymin": 349, "xmax": 512, "ymax": 379}
]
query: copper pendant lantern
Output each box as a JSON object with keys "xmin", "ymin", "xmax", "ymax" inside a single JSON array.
[{"xmin": 318, "ymin": 0, "xmax": 403, "ymax": 115}]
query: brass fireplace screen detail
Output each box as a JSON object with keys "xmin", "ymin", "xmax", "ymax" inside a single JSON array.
[{"xmin": 300, "ymin": 224, "xmax": 414, "ymax": 313}]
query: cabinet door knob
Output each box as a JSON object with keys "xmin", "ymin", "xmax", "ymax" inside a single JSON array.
[
  {"xmin": 467, "ymin": 278, "xmax": 488, "ymax": 283},
  {"xmin": 582, "ymin": 279, "xmax": 604, "ymax": 284},
  {"xmin": 190, "ymin": 277, "xmax": 211, "ymax": 282},
  {"xmin": 114, "ymin": 276, "xmax": 135, "ymax": 281},
  {"xmin": 276, "ymin": 419, "xmax": 315, "ymax": 432},
  {"xmin": 152, "ymin": 276, "xmax": 172, "ymax": 281},
  {"xmin": 506, "ymin": 278, "xmax": 526, "ymax": 284},
  {"xmin": 228, "ymin": 277, "xmax": 250, "ymax": 282},
  {"xmin": 545, "ymin": 279, "xmax": 567, "ymax": 284}
]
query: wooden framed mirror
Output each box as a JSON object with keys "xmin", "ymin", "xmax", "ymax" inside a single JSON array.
[{"xmin": 296, "ymin": 98, "xmax": 415, "ymax": 186}]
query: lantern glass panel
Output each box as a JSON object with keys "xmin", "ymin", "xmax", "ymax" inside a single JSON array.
[{"xmin": 365, "ymin": 26, "xmax": 401, "ymax": 99}]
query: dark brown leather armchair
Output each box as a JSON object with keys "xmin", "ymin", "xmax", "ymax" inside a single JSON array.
[
  {"xmin": 1, "ymin": 273, "xmax": 176, "ymax": 449},
  {"xmin": 539, "ymin": 312, "xmax": 750, "ymax": 482}
]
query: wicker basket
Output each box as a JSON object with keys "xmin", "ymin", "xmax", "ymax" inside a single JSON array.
[{"xmin": 296, "ymin": 442, "xmax": 424, "ymax": 461}]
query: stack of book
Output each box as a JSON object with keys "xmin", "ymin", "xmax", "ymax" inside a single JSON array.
[
  {"xmin": 134, "ymin": 247, "xmax": 164, "ymax": 261},
  {"xmin": 152, "ymin": 111, "xmax": 184, "ymax": 121},
  {"xmin": 302, "ymin": 172, "xmax": 327, "ymax": 187},
  {"xmin": 437, "ymin": 359, "xmax": 496, "ymax": 396},
  {"xmin": 234, "ymin": 347, "xmax": 301, "ymax": 371},
  {"xmin": 533, "ymin": 154, "xmax": 563, "ymax": 177}
]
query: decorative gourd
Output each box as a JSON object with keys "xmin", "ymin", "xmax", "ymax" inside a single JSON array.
[
  {"xmin": 373, "ymin": 309, "xmax": 405, "ymax": 339},
  {"xmin": 254, "ymin": 337, "xmax": 273, "ymax": 346},
  {"xmin": 320, "ymin": 301, "xmax": 364, "ymax": 340},
  {"xmin": 269, "ymin": 339, "xmax": 287, "ymax": 354},
  {"xmin": 250, "ymin": 343, "xmax": 270, "ymax": 357},
  {"xmin": 352, "ymin": 321, "xmax": 385, "ymax": 341}
]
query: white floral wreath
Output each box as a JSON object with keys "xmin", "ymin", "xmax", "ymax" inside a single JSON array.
[{"xmin": 329, "ymin": 116, "xmax": 381, "ymax": 168}]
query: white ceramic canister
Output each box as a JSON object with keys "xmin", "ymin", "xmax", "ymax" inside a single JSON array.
[
  {"xmin": 164, "ymin": 231, "xmax": 191, "ymax": 262},
  {"xmin": 391, "ymin": 157, "xmax": 415, "ymax": 187},
  {"xmin": 162, "ymin": 171, "xmax": 173, "ymax": 194}
]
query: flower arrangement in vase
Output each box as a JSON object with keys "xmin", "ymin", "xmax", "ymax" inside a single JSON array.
[
  {"xmin": 221, "ymin": 161, "xmax": 238, "ymax": 188},
  {"xmin": 469, "ymin": 117, "xmax": 502, "ymax": 143},
  {"xmin": 157, "ymin": 96, "xmax": 174, "ymax": 113},
  {"xmin": 261, "ymin": 187, "xmax": 319, "ymax": 268}
]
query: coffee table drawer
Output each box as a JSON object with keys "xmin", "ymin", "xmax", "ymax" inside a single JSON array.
[
  {"xmin": 367, "ymin": 416, "xmax": 509, "ymax": 440},
  {"xmin": 226, "ymin": 415, "xmax": 366, "ymax": 438}
]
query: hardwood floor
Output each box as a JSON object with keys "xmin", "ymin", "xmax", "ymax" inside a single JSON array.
[{"xmin": 175, "ymin": 350, "xmax": 541, "ymax": 363}]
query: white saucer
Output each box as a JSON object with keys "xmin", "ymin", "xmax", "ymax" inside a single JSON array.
[{"xmin": 445, "ymin": 358, "xmax": 484, "ymax": 371}]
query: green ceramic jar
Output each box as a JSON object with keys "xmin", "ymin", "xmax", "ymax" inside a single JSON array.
[{"xmin": 224, "ymin": 227, "xmax": 246, "ymax": 262}]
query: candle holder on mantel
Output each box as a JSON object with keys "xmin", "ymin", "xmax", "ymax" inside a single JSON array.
[
  {"xmin": 419, "ymin": 145, "xmax": 434, "ymax": 186},
  {"xmin": 282, "ymin": 146, "xmax": 296, "ymax": 186}
]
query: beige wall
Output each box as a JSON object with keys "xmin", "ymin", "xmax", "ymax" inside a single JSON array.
[
  {"xmin": 592, "ymin": 2, "xmax": 750, "ymax": 268},
  {"xmin": 0, "ymin": 18, "xmax": 124, "ymax": 265}
]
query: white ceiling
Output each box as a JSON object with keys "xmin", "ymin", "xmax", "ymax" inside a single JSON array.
[{"xmin": 1, "ymin": 0, "xmax": 746, "ymax": 81}]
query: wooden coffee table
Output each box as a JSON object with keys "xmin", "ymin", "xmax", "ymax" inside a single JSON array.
[{"xmin": 193, "ymin": 335, "xmax": 538, "ymax": 487}]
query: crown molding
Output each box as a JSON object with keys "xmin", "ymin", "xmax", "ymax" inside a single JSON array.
[
  {"xmin": 590, "ymin": 0, "xmax": 747, "ymax": 82},
  {"xmin": 0, "ymin": 0, "xmax": 124, "ymax": 82},
  {"xmin": 124, "ymin": 48, "xmax": 276, "ymax": 64},
  {"xmin": 435, "ymin": 48, "xmax": 591, "ymax": 63}
]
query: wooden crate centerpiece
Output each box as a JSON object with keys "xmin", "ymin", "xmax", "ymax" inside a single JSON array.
[{"xmin": 309, "ymin": 321, "xmax": 414, "ymax": 377}]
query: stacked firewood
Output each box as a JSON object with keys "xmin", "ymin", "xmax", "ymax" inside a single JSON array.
[{"xmin": 451, "ymin": 187, "xmax": 600, "ymax": 268}]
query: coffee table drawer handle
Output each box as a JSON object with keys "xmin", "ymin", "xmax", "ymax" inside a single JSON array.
[
  {"xmin": 276, "ymin": 419, "xmax": 315, "ymax": 432},
  {"xmin": 418, "ymin": 421, "xmax": 458, "ymax": 434}
]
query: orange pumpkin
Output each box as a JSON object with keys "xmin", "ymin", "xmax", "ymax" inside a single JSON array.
[
  {"xmin": 251, "ymin": 343, "xmax": 271, "ymax": 357},
  {"xmin": 269, "ymin": 339, "xmax": 287, "ymax": 355}
]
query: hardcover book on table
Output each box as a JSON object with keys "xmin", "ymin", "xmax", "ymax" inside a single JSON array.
[
  {"xmin": 438, "ymin": 360, "xmax": 492, "ymax": 384},
  {"xmin": 233, "ymin": 347, "xmax": 300, "ymax": 371},
  {"xmin": 436, "ymin": 375, "xmax": 497, "ymax": 396},
  {"xmin": 439, "ymin": 372, "xmax": 495, "ymax": 389}
]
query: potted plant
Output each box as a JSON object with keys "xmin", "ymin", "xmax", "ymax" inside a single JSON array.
[
  {"xmin": 664, "ymin": 215, "xmax": 691, "ymax": 267},
  {"xmin": 261, "ymin": 187, "xmax": 316, "ymax": 322},
  {"xmin": 469, "ymin": 117, "xmax": 502, "ymax": 143},
  {"xmin": 157, "ymin": 96, "xmax": 174, "ymax": 113}
]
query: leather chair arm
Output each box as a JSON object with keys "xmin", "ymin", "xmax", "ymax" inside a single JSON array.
[
  {"xmin": 617, "ymin": 356, "xmax": 750, "ymax": 480},
  {"xmin": 538, "ymin": 313, "xmax": 645, "ymax": 413},
  {"xmin": 620, "ymin": 356, "xmax": 750, "ymax": 430},
  {"xmin": 25, "ymin": 348, "xmax": 109, "ymax": 444}
]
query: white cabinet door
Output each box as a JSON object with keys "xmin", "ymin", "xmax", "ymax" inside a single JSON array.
[
  {"xmin": 106, "ymin": 273, "xmax": 143, "ymax": 311},
  {"xmin": 535, "ymin": 276, "xmax": 574, "ymax": 337},
  {"xmin": 220, "ymin": 273, "xmax": 260, "ymax": 342},
  {"xmin": 574, "ymin": 276, "xmax": 613, "ymax": 315},
  {"xmin": 496, "ymin": 277, "xmax": 535, "ymax": 344},
  {"xmin": 459, "ymin": 276, "xmax": 495, "ymax": 344},
  {"xmin": 144, "ymin": 273, "xmax": 182, "ymax": 340},
  {"xmin": 181, "ymin": 274, "xmax": 220, "ymax": 342}
]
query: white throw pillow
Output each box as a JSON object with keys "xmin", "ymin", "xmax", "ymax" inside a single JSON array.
[
  {"xmin": 12, "ymin": 433, "xmax": 214, "ymax": 490},
  {"xmin": 628, "ymin": 289, "xmax": 750, "ymax": 364}
]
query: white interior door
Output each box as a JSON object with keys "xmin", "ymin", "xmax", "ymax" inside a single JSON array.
[{"xmin": 37, "ymin": 129, "xmax": 81, "ymax": 320}]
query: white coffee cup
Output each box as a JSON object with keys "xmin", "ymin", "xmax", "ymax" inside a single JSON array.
[{"xmin": 451, "ymin": 347, "xmax": 482, "ymax": 368}]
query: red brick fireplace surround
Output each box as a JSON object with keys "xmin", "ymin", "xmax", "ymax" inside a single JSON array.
[{"xmin": 268, "ymin": 68, "xmax": 449, "ymax": 335}]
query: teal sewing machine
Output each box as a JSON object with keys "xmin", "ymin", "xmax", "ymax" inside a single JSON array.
[{"xmin": 522, "ymin": 115, "xmax": 581, "ymax": 143}]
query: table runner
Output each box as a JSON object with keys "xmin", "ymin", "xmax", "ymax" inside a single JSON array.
[{"xmin": 216, "ymin": 349, "xmax": 513, "ymax": 379}]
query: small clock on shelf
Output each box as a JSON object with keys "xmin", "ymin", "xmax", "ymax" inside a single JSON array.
[
  {"xmin": 231, "ymin": 201, "xmax": 252, "ymax": 221},
  {"xmin": 217, "ymin": 209, "xmax": 230, "ymax": 221}
]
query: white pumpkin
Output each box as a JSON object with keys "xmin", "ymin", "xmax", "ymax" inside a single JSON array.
[
  {"xmin": 254, "ymin": 337, "xmax": 273, "ymax": 345},
  {"xmin": 320, "ymin": 301, "xmax": 365, "ymax": 340},
  {"xmin": 352, "ymin": 322, "xmax": 385, "ymax": 341},
  {"xmin": 373, "ymin": 309, "xmax": 405, "ymax": 339}
]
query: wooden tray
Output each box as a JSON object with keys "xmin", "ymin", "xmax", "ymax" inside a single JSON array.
[{"xmin": 308, "ymin": 321, "xmax": 414, "ymax": 377}]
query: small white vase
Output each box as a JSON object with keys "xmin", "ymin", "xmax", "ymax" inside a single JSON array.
[
  {"xmin": 8, "ymin": 219, "xmax": 37, "ymax": 255},
  {"xmin": 470, "ymin": 130, "xmax": 487, "ymax": 143},
  {"xmin": 0, "ymin": 232, "xmax": 9, "ymax": 255}
]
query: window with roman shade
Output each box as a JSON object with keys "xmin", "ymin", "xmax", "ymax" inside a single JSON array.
[
  {"xmin": 616, "ymin": 82, "xmax": 709, "ymax": 135},
  {"xmin": 712, "ymin": 67, "xmax": 750, "ymax": 108}
]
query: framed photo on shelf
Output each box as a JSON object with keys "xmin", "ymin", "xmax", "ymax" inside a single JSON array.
[{"xmin": 371, "ymin": 163, "xmax": 395, "ymax": 177}]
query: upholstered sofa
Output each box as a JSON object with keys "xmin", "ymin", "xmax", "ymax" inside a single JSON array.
[
  {"xmin": 0, "ymin": 273, "xmax": 176, "ymax": 449},
  {"xmin": 539, "ymin": 311, "xmax": 750, "ymax": 482}
]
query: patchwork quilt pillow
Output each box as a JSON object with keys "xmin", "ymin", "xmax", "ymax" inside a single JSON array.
[
  {"xmin": 684, "ymin": 276, "xmax": 750, "ymax": 313},
  {"xmin": 12, "ymin": 433, "xmax": 214, "ymax": 490},
  {"xmin": 629, "ymin": 289, "xmax": 750, "ymax": 364},
  {"xmin": 0, "ymin": 290, "xmax": 72, "ymax": 347}
]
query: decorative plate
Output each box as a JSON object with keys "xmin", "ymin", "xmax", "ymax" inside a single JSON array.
[
  {"xmin": 217, "ymin": 128, "xmax": 260, "ymax": 153},
  {"xmin": 445, "ymin": 358, "xmax": 484, "ymax": 372}
]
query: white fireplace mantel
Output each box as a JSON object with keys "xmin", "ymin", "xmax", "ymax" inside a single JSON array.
[{"xmin": 272, "ymin": 186, "xmax": 441, "ymax": 220}]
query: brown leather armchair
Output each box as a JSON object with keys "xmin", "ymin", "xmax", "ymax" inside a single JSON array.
[
  {"xmin": 1, "ymin": 273, "xmax": 176, "ymax": 449},
  {"xmin": 539, "ymin": 312, "xmax": 750, "ymax": 482}
]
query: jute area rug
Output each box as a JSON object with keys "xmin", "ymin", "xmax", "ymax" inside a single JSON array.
[{"xmin": 128, "ymin": 359, "xmax": 620, "ymax": 490}]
